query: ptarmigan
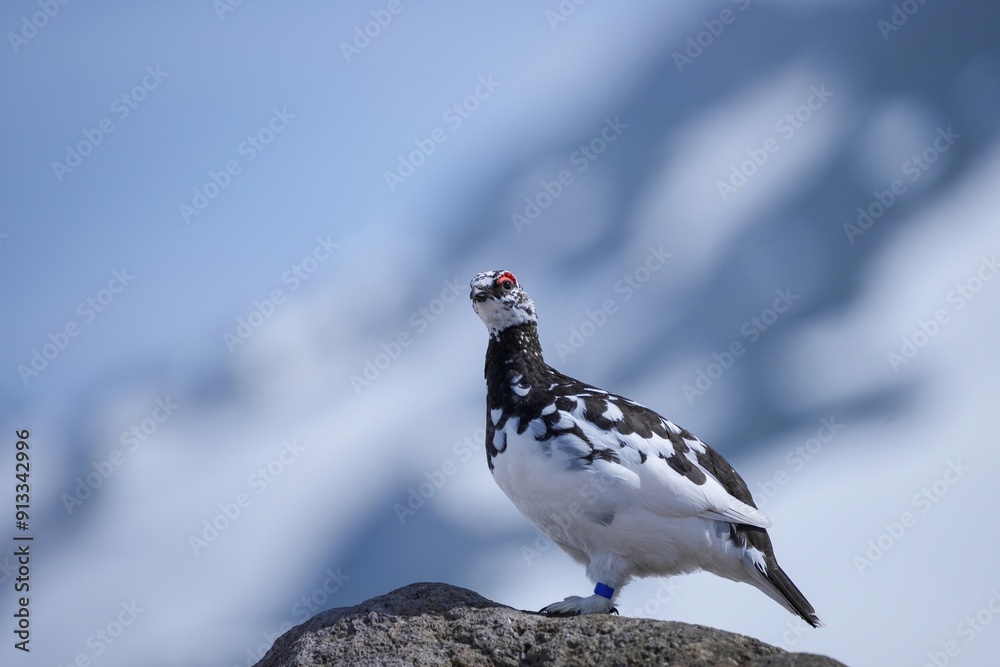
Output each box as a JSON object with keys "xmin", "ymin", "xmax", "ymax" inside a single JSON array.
[{"xmin": 470, "ymin": 269, "xmax": 821, "ymax": 626}]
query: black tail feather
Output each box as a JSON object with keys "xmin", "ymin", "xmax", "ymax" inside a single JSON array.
[
  {"xmin": 766, "ymin": 562, "xmax": 822, "ymax": 628},
  {"xmin": 733, "ymin": 525, "xmax": 822, "ymax": 628}
]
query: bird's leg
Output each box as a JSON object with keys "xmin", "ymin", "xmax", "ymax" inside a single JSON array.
[{"xmin": 540, "ymin": 582, "xmax": 619, "ymax": 616}]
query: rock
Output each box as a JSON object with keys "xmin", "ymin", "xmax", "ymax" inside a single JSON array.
[{"xmin": 254, "ymin": 582, "xmax": 845, "ymax": 667}]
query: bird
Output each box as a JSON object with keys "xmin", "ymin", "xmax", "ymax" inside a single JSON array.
[{"xmin": 469, "ymin": 269, "xmax": 821, "ymax": 626}]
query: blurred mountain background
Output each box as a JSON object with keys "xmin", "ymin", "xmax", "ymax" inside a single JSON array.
[{"xmin": 2, "ymin": 1, "xmax": 1000, "ymax": 666}]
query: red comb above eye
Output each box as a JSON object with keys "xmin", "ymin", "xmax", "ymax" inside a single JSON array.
[{"xmin": 496, "ymin": 272, "xmax": 517, "ymax": 285}]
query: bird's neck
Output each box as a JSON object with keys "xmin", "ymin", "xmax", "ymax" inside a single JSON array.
[{"xmin": 484, "ymin": 323, "xmax": 549, "ymax": 397}]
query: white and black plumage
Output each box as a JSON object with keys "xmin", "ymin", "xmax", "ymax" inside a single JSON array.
[{"xmin": 470, "ymin": 270, "xmax": 821, "ymax": 626}]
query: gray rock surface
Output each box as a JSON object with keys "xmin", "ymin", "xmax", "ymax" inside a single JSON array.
[{"xmin": 254, "ymin": 582, "xmax": 845, "ymax": 667}]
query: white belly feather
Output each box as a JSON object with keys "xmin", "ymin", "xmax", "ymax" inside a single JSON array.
[{"xmin": 490, "ymin": 411, "xmax": 752, "ymax": 581}]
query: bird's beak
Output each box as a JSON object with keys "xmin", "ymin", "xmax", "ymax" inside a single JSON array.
[{"xmin": 471, "ymin": 288, "xmax": 488, "ymax": 302}]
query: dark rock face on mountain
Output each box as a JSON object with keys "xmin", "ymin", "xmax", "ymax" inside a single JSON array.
[{"xmin": 254, "ymin": 582, "xmax": 845, "ymax": 667}]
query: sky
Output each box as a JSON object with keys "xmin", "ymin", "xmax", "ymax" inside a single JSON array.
[{"xmin": 2, "ymin": 1, "xmax": 1000, "ymax": 666}]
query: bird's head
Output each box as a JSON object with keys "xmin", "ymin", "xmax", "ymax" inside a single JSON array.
[{"xmin": 470, "ymin": 270, "xmax": 537, "ymax": 337}]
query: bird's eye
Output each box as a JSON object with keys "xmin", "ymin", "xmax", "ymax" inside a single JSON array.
[{"xmin": 496, "ymin": 272, "xmax": 517, "ymax": 290}]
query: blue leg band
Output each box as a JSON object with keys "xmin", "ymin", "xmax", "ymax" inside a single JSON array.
[{"xmin": 594, "ymin": 582, "xmax": 615, "ymax": 599}]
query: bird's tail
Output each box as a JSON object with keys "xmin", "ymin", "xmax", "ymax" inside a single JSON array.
[{"xmin": 748, "ymin": 558, "xmax": 822, "ymax": 628}]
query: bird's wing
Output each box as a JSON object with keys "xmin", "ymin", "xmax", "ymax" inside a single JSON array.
[{"xmin": 541, "ymin": 390, "xmax": 771, "ymax": 529}]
